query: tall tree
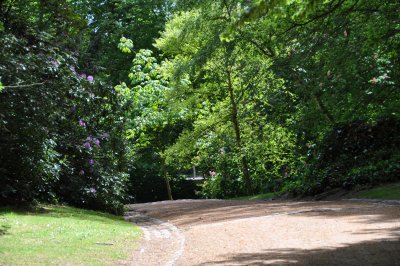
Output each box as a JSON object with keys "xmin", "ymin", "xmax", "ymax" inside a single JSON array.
[
  {"xmin": 75, "ymin": 0, "xmax": 174, "ymax": 83},
  {"xmin": 156, "ymin": 1, "xmax": 297, "ymax": 196},
  {"xmin": 115, "ymin": 47, "xmax": 189, "ymax": 201}
]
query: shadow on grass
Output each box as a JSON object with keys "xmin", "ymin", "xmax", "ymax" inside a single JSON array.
[
  {"xmin": 196, "ymin": 236, "xmax": 400, "ymax": 266},
  {"xmin": 0, "ymin": 224, "xmax": 11, "ymax": 236}
]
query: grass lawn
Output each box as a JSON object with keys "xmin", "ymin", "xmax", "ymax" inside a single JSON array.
[
  {"xmin": 0, "ymin": 205, "xmax": 141, "ymax": 266},
  {"xmin": 230, "ymin": 192, "xmax": 276, "ymax": 201},
  {"xmin": 351, "ymin": 183, "xmax": 400, "ymax": 200}
]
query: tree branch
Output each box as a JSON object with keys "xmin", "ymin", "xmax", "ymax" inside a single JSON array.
[
  {"xmin": 2, "ymin": 82, "xmax": 47, "ymax": 89},
  {"xmin": 282, "ymin": 0, "xmax": 349, "ymax": 35}
]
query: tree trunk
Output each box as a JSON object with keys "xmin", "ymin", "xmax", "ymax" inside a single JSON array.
[
  {"xmin": 226, "ymin": 69, "xmax": 253, "ymax": 195},
  {"xmin": 162, "ymin": 163, "xmax": 173, "ymax": 200},
  {"xmin": 312, "ymin": 92, "xmax": 335, "ymax": 124}
]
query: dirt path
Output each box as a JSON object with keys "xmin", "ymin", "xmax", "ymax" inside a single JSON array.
[{"xmin": 124, "ymin": 199, "xmax": 400, "ymax": 266}]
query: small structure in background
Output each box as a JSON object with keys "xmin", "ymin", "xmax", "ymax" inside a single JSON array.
[{"xmin": 185, "ymin": 166, "xmax": 205, "ymax": 181}]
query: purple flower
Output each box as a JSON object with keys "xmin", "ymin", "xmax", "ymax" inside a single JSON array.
[
  {"xmin": 87, "ymin": 75, "xmax": 94, "ymax": 82},
  {"xmin": 80, "ymin": 73, "xmax": 87, "ymax": 79},
  {"xmin": 83, "ymin": 142, "xmax": 91, "ymax": 149},
  {"xmin": 88, "ymin": 187, "xmax": 96, "ymax": 193},
  {"xmin": 209, "ymin": 171, "xmax": 216, "ymax": 176},
  {"xmin": 51, "ymin": 60, "xmax": 60, "ymax": 68},
  {"xmin": 69, "ymin": 66, "xmax": 77, "ymax": 75},
  {"xmin": 86, "ymin": 136, "xmax": 92, "ymax": 141},
  {"xmin": 79, "ymin": 119, "xmax": 86, "ymax": 127},
  {"xmin": 89, "ymin": 159, "xmax": 95, "ymax": 166},
  {"xmin": 79, "ymin": 170, "xmax": 85, "ymax": 176},
  {"xmin": 94, "ymin": 138, "xmax": 100, "ymax": 146}
]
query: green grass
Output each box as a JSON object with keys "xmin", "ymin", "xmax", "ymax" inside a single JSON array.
[
  {"xmin": 230, "ymin": 192, "xmax": 276, "ymax": 201},
  {"xmin": 0, "ymin": 205, "xmax": 141, "ymax": 266},
  {"xmin": 352, "ymin": 183, "xmax": 400, "ymax": 200}
]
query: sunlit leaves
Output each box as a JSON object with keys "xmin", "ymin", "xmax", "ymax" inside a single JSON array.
[{"xmin": 118, "ymin": 37, "xmax": 134, "ymax": 53}]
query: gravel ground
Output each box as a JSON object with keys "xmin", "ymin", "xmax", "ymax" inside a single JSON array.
[{"xmin": 124, "ymin": 199, "xmax": 400, "ymax": 266}]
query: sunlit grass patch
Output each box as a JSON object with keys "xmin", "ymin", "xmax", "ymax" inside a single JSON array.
[
  {"xmin": 352, "ymin": 183, "xmax": 400, "ymax": 200},
  {"xmin": 230, "ymin": 192, "xmax": 276, "ymax": 201},
  {"xmin": 0, "ymin": 205, "xmax": 141, "ymax": 265}
]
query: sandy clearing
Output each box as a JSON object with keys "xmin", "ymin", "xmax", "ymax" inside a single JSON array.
[{"xmin": 124, "ymin": 199, "xmax": 400, "ymax": 265}]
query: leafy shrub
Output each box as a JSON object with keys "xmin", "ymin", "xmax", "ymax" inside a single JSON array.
[
  {"xmin": 289, "ymin": 118, "xmax": 400, "ymax": 195},
  {"xmin": 0, "ymin": 31, "xmax": 129, "ymax": 213},
  {"xmin": 197, "ymin": 174, "xmax": 224, "ymax": 199}
]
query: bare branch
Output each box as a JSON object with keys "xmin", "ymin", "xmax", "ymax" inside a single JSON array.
[{"xmin": 3, "ymin": 82, "xmax": 47, "ymax": 89}]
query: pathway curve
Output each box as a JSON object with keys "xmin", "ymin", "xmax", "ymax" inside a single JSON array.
[
  {"xmin": 122, "ymin": 210, "xmax": 185, "ymax": 266},
  {"xmin": 124, "ymin": 199, "xmax": 400, "ymax": 265}
]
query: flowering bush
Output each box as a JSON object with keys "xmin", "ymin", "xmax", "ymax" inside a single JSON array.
[{"xmin": 0, "ymin": 31, "xmax": 129, "ymax": 213}]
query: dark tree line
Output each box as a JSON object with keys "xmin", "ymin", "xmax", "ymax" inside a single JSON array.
[{"xmin": 1, "ymin": 0, "xmax": 399, "ymax": 210}]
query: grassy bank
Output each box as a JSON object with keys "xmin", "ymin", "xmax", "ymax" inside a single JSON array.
[
  {"xmin": 230, "ymin": 182, "xmax": 400, "ymax": 201},
  {"xmin": 0, "ymin": 205, "xmax": 141, "ymax": 265},
  {"xmin": 352, "ymin": 183, "xmax": 400, "ymax": 200},
  {"xmin": 230, "ymin": 192, "xmax": 276, "ymax": 201}
]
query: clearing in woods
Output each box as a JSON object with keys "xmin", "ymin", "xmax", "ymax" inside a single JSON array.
[{"xmin": 125, "ymin": 199, "xmax": 400, "ymax": 266}]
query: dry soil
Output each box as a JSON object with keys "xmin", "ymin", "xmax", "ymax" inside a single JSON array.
[{"xmin": 123, "ymin": 199, "xmax": 400, "ymax": 266}]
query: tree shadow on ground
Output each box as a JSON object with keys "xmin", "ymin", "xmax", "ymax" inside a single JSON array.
[
  {"xmin": 127, "ymin": 200, "xmax": 400, "ymax": 265},
  {"xmin": 197, "ymin": 236, "xmax": 400, "ymax": 266},
  {"xmin": 127, "ymin": 200, "xmax": 400, "ymax": 227}
]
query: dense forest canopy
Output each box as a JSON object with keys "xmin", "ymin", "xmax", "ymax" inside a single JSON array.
[{"xmin": 1, "ymin": 0, "xmax": 399, "ymax": 212}]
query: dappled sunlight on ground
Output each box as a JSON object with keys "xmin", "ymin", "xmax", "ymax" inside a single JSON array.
[{"xmin": 127, "ymin": 199, "xmax": 400, "ymax": 265}]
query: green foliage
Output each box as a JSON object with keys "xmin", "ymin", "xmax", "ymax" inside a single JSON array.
[
  {"xmin": 0, "ymin": 0, "xmax": 130, "ymax": 213},
  {"xmin": 115, "ymin": 48, "xmax": 193, "ymax": 201},
  {"xmin": 198, "ymin": 174, "xmax": 225, "ymax": 199},
  {"xmin": 76, "ymin": 0, "xmax": 174, "ymax": 83},
  {"xmin": 157, "ymin": 1, "xmax": 303, "ymax": 198},
  {"xmin": 292, "ymin": 119, "xmax": 400, "ymax": 195},
  {"xmin": 0, "ymin": 32, "xmax": 73, "ymax": 204},
  {"xmin": 220, "ymin": 0, "xmax": 321, "ymax": 41},
  {"xmin": 352, "ymin": 183, "xmax": 400, "ymax": 200},
  {"xmin": 118, "ymin": 37, "xmax": 134, "ymax": 53},
  {"xmin": 155, "ymin": 0, "xmax": 400, "ymax": 198},
  {"xmin": 1, "ymin": 0, "xmax": 399, "ymax": 206}
]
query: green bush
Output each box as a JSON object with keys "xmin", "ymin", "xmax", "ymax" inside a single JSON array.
[
  {"xmin": 0, "ymin": 31, "xmax": 129, "ymax": 213},
  {"xmin": 288, "ymin": 118, "xmax": 400, "ymax": 196}
]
